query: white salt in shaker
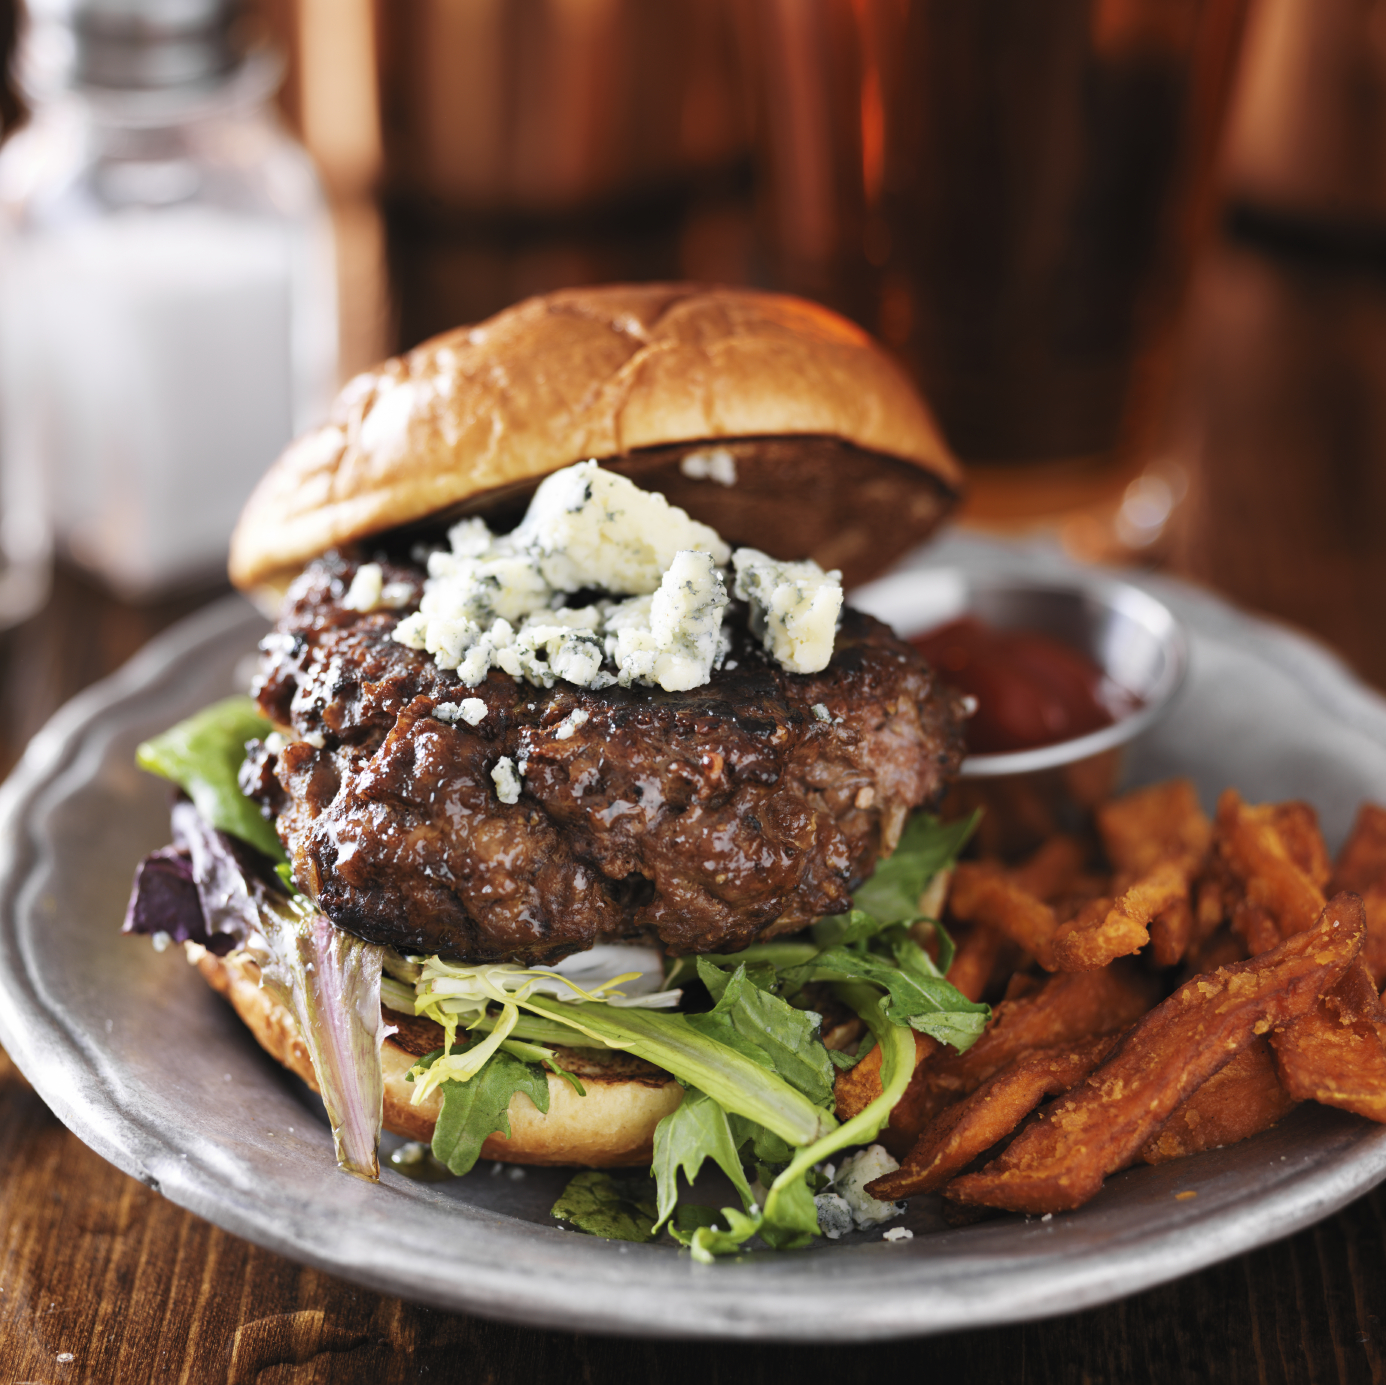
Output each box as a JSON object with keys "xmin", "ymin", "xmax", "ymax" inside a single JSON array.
[{"xmin": 0, "ymin": 0, "xmax": 337, "ymax": 599}]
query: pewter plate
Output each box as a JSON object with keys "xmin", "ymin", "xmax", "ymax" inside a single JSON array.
[{"xmin": 2, "ymin": 533, "xmax": 1386, "ymax": 1342}]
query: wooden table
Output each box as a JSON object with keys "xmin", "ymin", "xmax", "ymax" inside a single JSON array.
[{"xmin": 5, "ymin": 229, "xmax": 1386, "ymax": 1383}]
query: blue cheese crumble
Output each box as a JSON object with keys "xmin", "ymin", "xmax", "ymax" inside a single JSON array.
[
  {"xmin": 834, "ymin": 1145, "xmax": 905, "ymax": 1228},
  {"xmin": 392, "ymin": 461, "xmax": 841, "ymax": 693},
  {"xmin": 679, "ymin": 447, "xmax": 738, "ymax": 486},
  {"xmin": 342, "ymin": 562, "xmax": 413, "ymax": 613},
  {"xmin": 435, "ymin": 698, "xmax": 487, "ymax": 726},
  {"xmin": 608, "ymin": 551, "xmax": 728, "ymax": 692},
  {"xmin": 491, "ymin": 756, "xmax": 522, "ymax": 804},
  {"xmin": 813, "ymin": 1146, "xmax": 906, "ymax": 1237},
  {"xmin": 510, "ymin": 459, "xmax": 729, "ymax": 594},
  {"xmin": 732, "ymin": 548, "xmax": 844, "ymax": 675},
  {"xmin": 553, "ymin": 708, "xmax": 590, "ymax": 740}
]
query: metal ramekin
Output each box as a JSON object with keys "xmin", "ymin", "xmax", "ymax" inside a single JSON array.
[{"xmin": 852, "ymin": 566, "xmax": 1188, "ymax": 779}]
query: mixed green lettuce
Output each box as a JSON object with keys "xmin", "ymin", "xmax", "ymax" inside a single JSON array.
[
  {"xmin": 398, "ymin": 811, "xmax": 984, "ymax": 1256},
  {"xmin": 552, "ymin": 1171, "xmax": 660, "ymax": 1242},
  {"xmin": 421, "ymin": 1046, "xmax": 551, "ymax": 1176},
  {"xmin": 137, "ymin": 696, "xmax": 286, "ymax": 862},
  {"xmin": 133, "ymin": 696, "xmax": 986, "ymax": 1250},
  {"xmin": 133, "ymin": 698, "xmax": 389, "ymax": 1179}
]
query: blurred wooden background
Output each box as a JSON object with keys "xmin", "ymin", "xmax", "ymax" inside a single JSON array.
[{"xmin": 248, "ymin": 0, "xmax": 756, "ymax": 369}]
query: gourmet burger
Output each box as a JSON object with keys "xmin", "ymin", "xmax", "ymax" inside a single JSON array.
[{"xmin": 125, "ymin": 284, "xmax": 986, "ymax": 1253}]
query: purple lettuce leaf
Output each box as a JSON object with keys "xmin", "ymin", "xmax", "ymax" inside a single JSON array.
[
  {"xmin": 122, "ymin": 847, "xmax": 223, "ymax": 949},
  {"xmin": 250, "ymin": 900, "xmax": 392, "ymax": 1180},
  {"xmin": 131, "ymin": 802, "xmax": 392, "ymax": 1180},
  {"xmin": 170, "ymin": 799, "xmax": 277, "ymax": 948}
]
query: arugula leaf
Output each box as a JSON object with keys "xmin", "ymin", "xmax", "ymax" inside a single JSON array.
[
  {"xmin": 521, "ymin": 998, "xmax": 835, "ymax": 1148},
  {"xmin": 686, "ymin": 959, "xmax": 835, "ymax": 1105},
  {"xmin": 668, "ymin": 1204, "xmax": 721, "ymax": 1246},
  {"xmin": 784, "ymin": 911, "xmax": 987, "ymax": 1053},
  {"xmin": 925, "ymin": 918, "xmax": 958, "ymax": 977},
  {"xmin": 431, "ymin": 1051, "xmax": 550, "ymax": 1176},
  {"xmin": 808, "ymin": 909, "xmax": 955, "ymax": 976},
  {"xmin": 756, "ymin": 986, "xmax": 918, "ymax": 1238},
  {"xmin": 711, "ymin": 958, "xmax": 778, "ymax": 995},
  {"xmin": 552, "ymin": 1171, "xmax": 659, "ymax": 1243},
  {"xmin": 679, "ymin": 1175, "xmax": 819, "ymax": 1261},
  {"xmin": 808, "ymin": 945, "xmax": 989, "ymax": 1049},
  {"xmin": 687, "ymin": 1205, "xmax": 765, "ymax": 1262},
  {"xmin": 851, "ymin": 811, "xmax": 978, "ymax": 926},
  {"xmin": 729, "ymin": 1118, "xmax": 794, "ymax": 1167},
  {"xmin": 888, "ymin": 925, "xmax": 947, "ymax": 981},
  {"xmin": 664, "ymin": 941, "xmax": 820, "ymax": 990},
  {"xmin": 496, "ymin": 1038, "xmax": 587, "ymax": 1096},
  {"xmin": 757, "ymin": 1174, "xmax": 818, "ymax": 1248},
  {"xmin": 811, "ymin": 908, "xmax": 890, "ymax": 951},
  {"xmin": 137, "ymin": 697, "xmax": 286, "ymax": 862},
  {"xmin": 651, "ymin": 1088, "xmax": 755, "ymax": 1229}
]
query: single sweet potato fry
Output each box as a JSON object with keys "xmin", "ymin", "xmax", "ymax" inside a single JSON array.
[
  {"xmin": 1330, "ymin": 804, "xmax": 1386, "ymax": 896},
  {"xmin": 1150, "ymin": 895, "xmax": 1195, "ymax": 968},
  {"xmin": 949, "ymin": 862, "xmax": 1058, "ymax": 969},
  {"xmin": 1011, "ymin": 835, "xmax": 1089, "ymax": 903},
  {"xmin": 833, "ymin": 1029, "xmax": 934, "ymax": 1122},
  {"xmin": 1271, "ymin": 958, "xmax": 1386, "ymax": 1122},
  {"xmin": 945, "ymin": 924, "xmax": 1010, "ymax": 1004},
  {"xmin": 1217, "ymin": 789, "xmax": 1325, "ymax": 942},
  {"xmin": 1050, "ymin": 860, "xmax": 1189, "ymax": 972},
  {"xmin": 945, "ymin": 892, "xmax": 1364, "ymax": 1214},
  {"xmin": 887, "ymin": 963, "xmax": 1159, "ymax": 1144},
  {"xmin": 1230, "ymin": 897, "xmax": 1282, "ymax": 958},
  {"xmin": 1362, "ymin": 890, "xmax": 1386, "ymax": 987},
  {"xmin": 1097, "ymin": 778, "xmax": 1211, "ymax": 884},
  {"xmin": 1053, "ymin": 780, "xmax": 1210, "ymax": 971},
  {"xmin": 869, "ymin": 1033, "xmax": 1120, "ymax": 1200},
  {"xmin": 1332, "ymin": 805, "xmax": 1386, "ymax": 985},
  {"xmin": 1271, "ymin": 802, "xmax": 1332, "ymax": 891},
  {"xmin": 1140, "ymin": 1037, "xmax": 1296, "ymax": 1163}
]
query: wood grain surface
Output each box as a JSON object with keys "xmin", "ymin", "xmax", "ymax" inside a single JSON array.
[{"xmin": 6, "ymin": 233, "xmax": 1386, "ymax": 1382}]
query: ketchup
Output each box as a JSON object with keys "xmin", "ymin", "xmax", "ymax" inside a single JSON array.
[{"xmin": 912, "ymin": 616, "xmax": 1139, "ymax": 756}]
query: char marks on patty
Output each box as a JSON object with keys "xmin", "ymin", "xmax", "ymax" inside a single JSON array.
[{"xmin": 244, "ymin": 554, "xmax": 966, "ymax": 964}]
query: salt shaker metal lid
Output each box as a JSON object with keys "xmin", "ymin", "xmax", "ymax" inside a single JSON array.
[{"xmin": 23, "ymin": 0, "xmax": 244, "ymax": 91}]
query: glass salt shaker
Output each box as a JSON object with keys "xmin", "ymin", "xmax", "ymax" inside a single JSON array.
[{"xmin": 0, "ymin": 0, "xmax": 337, "ymax": 600}]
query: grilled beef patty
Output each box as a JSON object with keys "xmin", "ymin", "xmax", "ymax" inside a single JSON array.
[{"xmin": 244, "ymin": 554, "xmax": 967, "ymax": 963}]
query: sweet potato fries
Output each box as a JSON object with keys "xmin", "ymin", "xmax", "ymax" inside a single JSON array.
[{"xmin": 855, "ymin": 779, "xmax": 1386, "ymax": 1217}]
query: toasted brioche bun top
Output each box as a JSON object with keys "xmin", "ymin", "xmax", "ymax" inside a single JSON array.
[{"xmin": 229, "ymin": 283, "xmax": 963, "ymax": 593}]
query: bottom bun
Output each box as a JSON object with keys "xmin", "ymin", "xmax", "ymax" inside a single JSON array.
[{"xmin": 193, "ymin": 946, "xmax": 684, "ymax": 1168}]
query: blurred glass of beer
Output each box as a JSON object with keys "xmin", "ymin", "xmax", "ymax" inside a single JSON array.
[{"xmin": 742, "ymin": 0, "xmax": 1249, "ymax": 485}]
